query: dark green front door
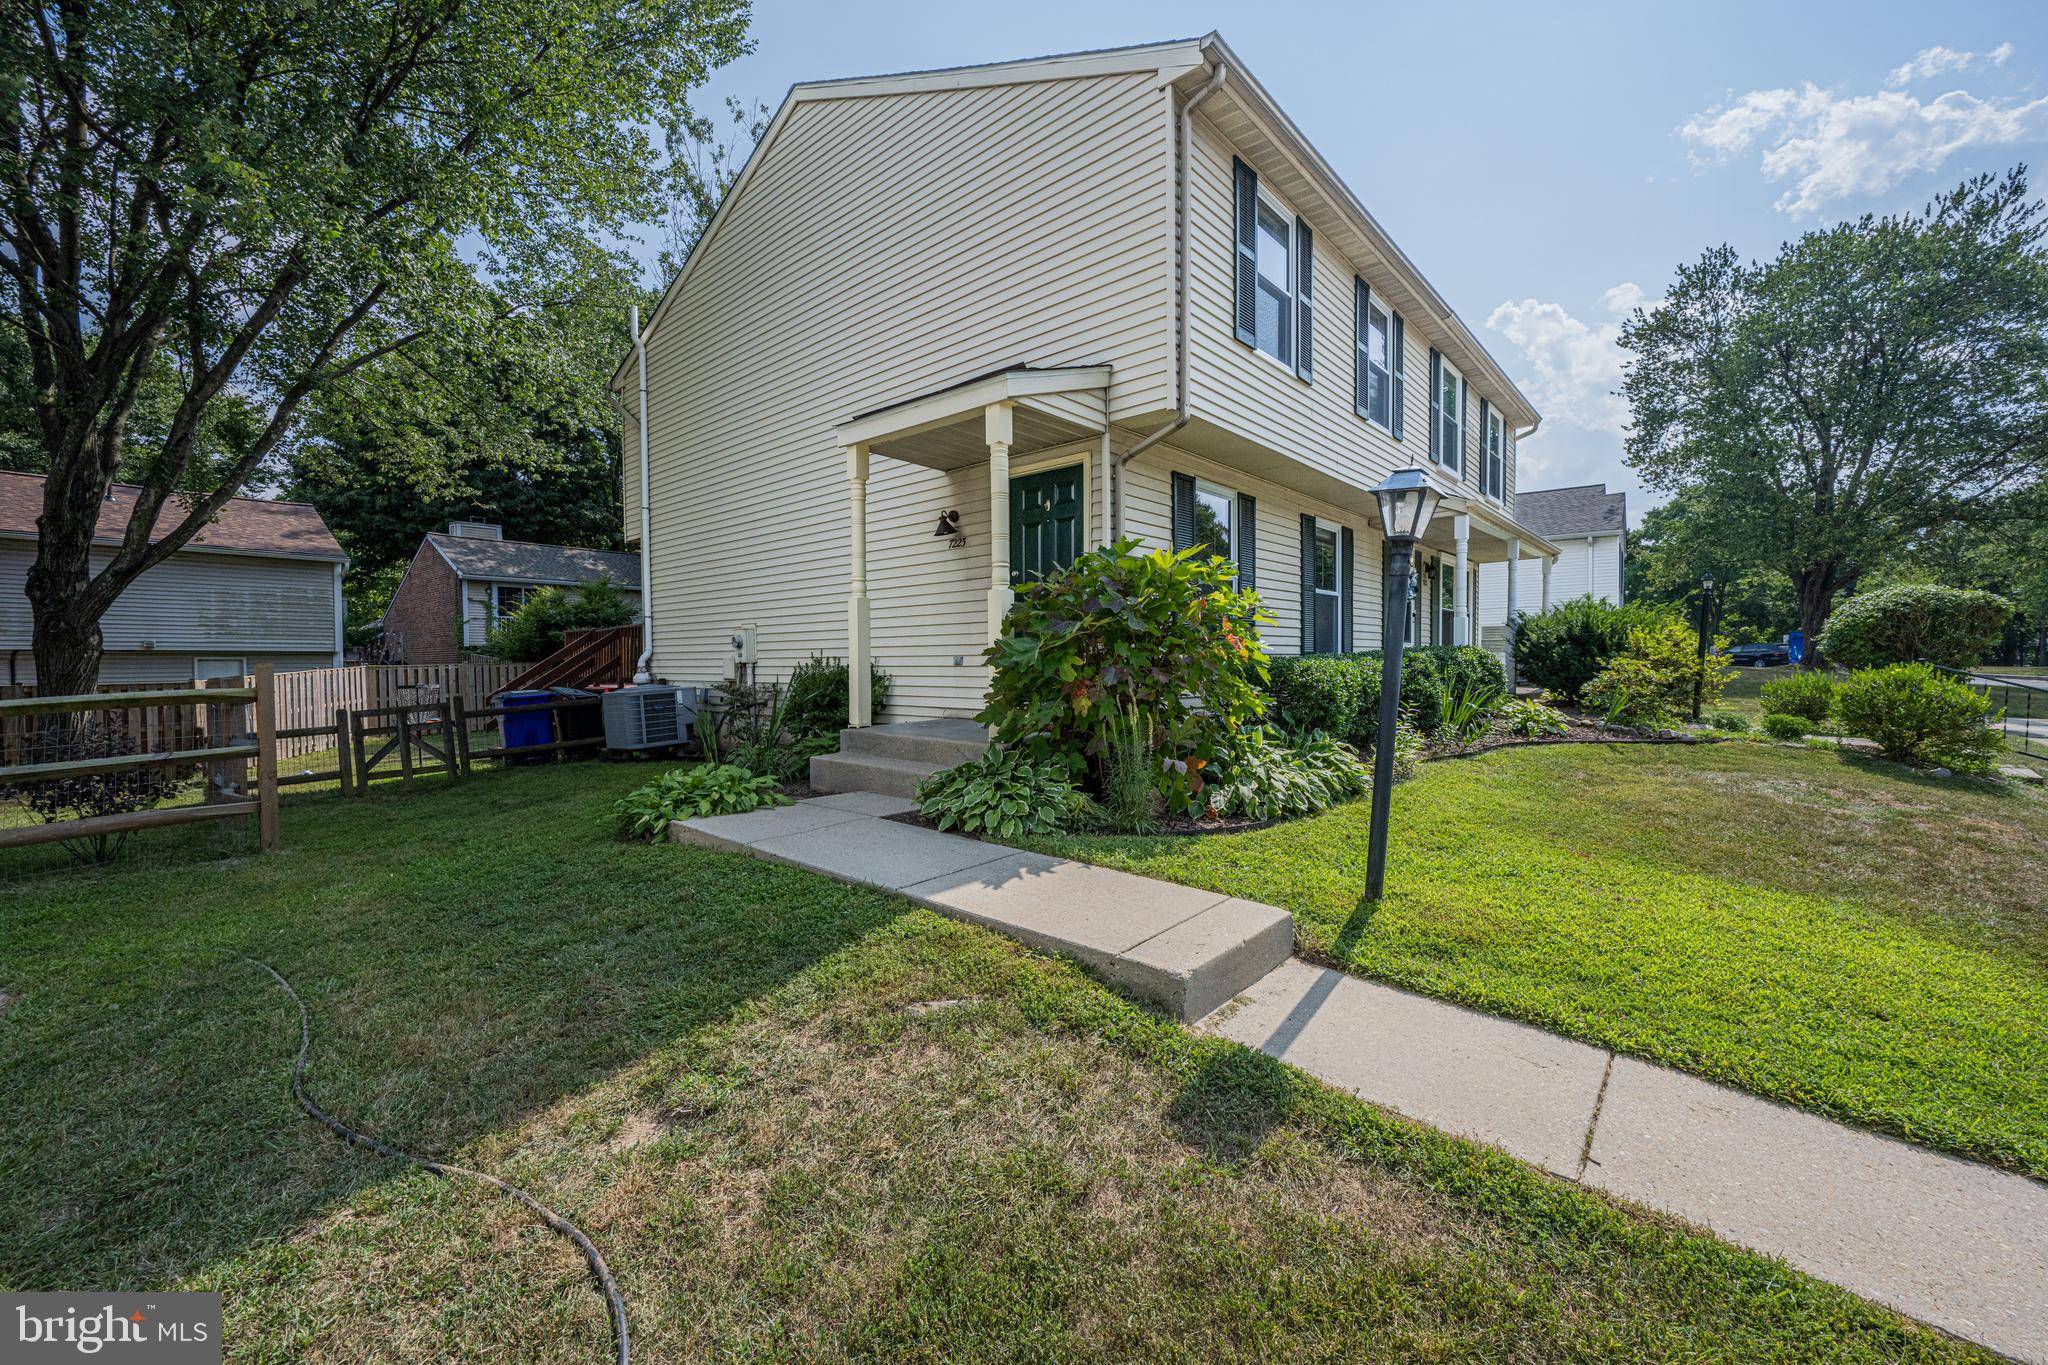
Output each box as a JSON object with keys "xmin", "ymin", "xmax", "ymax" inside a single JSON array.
[{"xmin": 1010, "ymin": 464, "xmax": 1083, "ymax": 585}]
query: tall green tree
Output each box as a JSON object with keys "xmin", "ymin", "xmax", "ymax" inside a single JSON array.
[
  {"xmin": 0, "ymin": 0, "xmax": 749, "ymax": 693},
  {"xmin": 1624, "ymin": 491, "xmax": 1799, "ymax": 645},
  {"xmin": 1620, "ymin": 169, "xmax": 2048, "ymax": 656}
]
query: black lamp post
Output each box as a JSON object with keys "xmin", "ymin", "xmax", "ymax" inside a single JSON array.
[
  {"xmin": 1365, "ymin": 469, "xmax": 1441, "ymax": 901},
  {"xmin": 1691, "ymin": 571, "xmax": 1715, "ymax": 721}
]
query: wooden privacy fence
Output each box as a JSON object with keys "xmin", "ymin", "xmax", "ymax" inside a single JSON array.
[
  {"xmin": 263, "ymin": 663, "xmax": 523, "ymax": 759},
  {"xmin": 0, "ymin": 665, "xmax": 280, "ymax": 855}
]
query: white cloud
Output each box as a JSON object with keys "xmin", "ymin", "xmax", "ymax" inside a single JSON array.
[
  {"xmin": 1598, "ymin": 282, "xmax": 1659, "ymax": 317},
  {"xmin": 1886, "ymin": 42, "xmax": 2014, "ymax": 89},
  {"xmin": 1682, "ymin": 46, "xmax": 2046, "ymax": 214},
  {"xmin": 1486, "ymin": 296, "xmax": 1630, "ymax": 443}
]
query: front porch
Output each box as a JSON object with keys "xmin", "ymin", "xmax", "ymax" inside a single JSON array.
[{"xmin": 836, "ymin": 365, "xmax": 1113, "ymax": 728}]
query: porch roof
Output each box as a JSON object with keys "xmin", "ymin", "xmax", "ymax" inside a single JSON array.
[
  {"xmin": 1422, "ymin": 492, "xmax": 1561, "ymax": 562},
  {"xmin": 834, "ymin": 365, "xmax": 1109, "ymax": 469}
]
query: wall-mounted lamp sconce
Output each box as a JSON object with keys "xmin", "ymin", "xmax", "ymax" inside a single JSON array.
[{"xmin": 933, "ymin": 510, "xmax": 961, "ymax": 537}]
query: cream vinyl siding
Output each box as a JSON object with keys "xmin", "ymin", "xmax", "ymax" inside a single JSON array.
[
  {"xmin": 626, "ymin": 69, "xmax": 1175, "ymax": 717},
  {"xmin": 1183, "ymin": 114, "xmax": 1520, "ymax": 502},
  {"xmin": 1121, "ymin": 442, "xmax": 1384, "ymax": 656},
  {"xmin": 0, "ymin": 542, "xmax": 340, "ymax": 659}
]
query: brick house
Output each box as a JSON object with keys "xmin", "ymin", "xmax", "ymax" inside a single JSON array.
[{"xmin": 380, "ymin": 521, "xmax": 640, "ymax": 663}]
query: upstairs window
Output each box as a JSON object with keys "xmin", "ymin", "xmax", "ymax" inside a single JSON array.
[
  {"xmin": 1233, "ymin": 158, "xmax": 1312, "ymax": 380},
  {"xmin": 1437, "ymin": 355, "xmax": 1464, "ymax": 474},
  {"xmin": 1354, "ymin": 283, "xmax": 1392, "ymax": 429},
  {"xmin": 1485, "ymin": 406, "xmax": 1506, "ymax": 500},
  {"xmin": 1254, "ymin": 199, "xmax": 1294, "ymax": 368}
]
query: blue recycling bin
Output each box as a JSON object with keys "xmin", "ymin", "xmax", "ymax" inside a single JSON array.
[
  {"xmin": 1786, "ymin": 630, "xmax": 1805, "ymax": 666},
  {"xmin": 500, "ymin": 690, "xmax": 557, "ymax": 760}
]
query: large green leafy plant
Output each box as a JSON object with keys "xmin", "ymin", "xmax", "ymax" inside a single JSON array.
[
  {"xmin": 1211, "ymin": 730, "xmax": 1369, "ymax": 821},
  {"xmin": 980, "ymin": 540, "xmax": 1271, "ymax": 791}
]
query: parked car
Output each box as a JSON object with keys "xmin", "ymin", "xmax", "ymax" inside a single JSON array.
[{"xmin": 1724, "ymin": 641, "xmax": 1791, "ymax": 668}]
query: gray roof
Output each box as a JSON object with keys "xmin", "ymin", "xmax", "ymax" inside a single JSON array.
[
  {"xmin": 1513, "ymin": 485, "xmax": 1627, "ymax": 539},
  {"xmin": 427, "ymin": 533, "xmax": 640, "ymax": 588}
]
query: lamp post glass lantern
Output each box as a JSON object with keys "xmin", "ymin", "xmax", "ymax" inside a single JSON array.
[{"xmin": 1364, "ymin": 469, "xmax": 1440, "ymax": 901}]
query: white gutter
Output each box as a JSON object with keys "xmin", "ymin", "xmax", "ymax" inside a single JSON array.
[
  {"xmin": 631, "ymin": 304, "xmax": 655, "ymax": 684},
  {"xmin": 1112, "ymin": 58, "xmax": 1229, "ymax": 537}
]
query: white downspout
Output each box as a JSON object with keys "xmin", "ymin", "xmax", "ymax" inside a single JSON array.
[
  {"xmin": 1112, "ymin": 58, "xmax": 1229, "ymax": 538},
  {"xmin": 631, "ymin": 304, "xmax": 655, "ymax": 684}
]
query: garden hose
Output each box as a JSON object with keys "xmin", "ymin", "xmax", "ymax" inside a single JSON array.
[{"xmin": 240, "ymin": 955, "xmax": 630, "ymax": 1365}]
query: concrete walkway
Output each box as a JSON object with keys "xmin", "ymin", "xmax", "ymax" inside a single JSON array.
[{"xmin": 673, "ymin": 796, "xmax": 2048, "ymax": 1361}]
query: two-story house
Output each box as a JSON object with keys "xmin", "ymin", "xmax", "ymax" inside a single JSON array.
[{"xmin": 615, "ymin": 34, "xmax": 1561, "ymax": 757}]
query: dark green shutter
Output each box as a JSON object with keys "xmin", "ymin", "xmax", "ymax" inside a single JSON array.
[
  {"xmin": 1340, "ymin": 525, "xmax": 1356, "ymax": 653},
  {"xmin": 1391, "ymin": 312, "xmax": 1406, "ymax": 440},
  {"xmin": 1352, "ymin": 278, "xmax": 1369, "ymax": 418},
  {"xmin": 1294, "ymin": 216, "xmax": 1313, "ymax": 381},
  {"xmin": 1427, "ymin": 347, "xmax": 1443, "ymax": 464},
  {"xmin": 1171, "ymin": 471, "xmax": 1196, "ymax": 551},
  {"xmin": 1232, "ymin": 158, "xmax": 1258, "ymax": 348},
  {"xmin": 1299, "ymin": 513, "xmax": 1316, "ymax": 653},
  {"xmin": 1236, "ymin": 492, "xmax": 1256, "ymax": 589}
]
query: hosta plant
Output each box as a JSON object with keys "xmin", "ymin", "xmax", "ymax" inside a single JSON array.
[
  {"xmin": 615, "ymin": 765, "xmax": 789, "ymax": 839},
  {"xmin": 1212, "ymin": 730, "xmax": 1369, "ymax": 821},
  {"xmin": 1496, "ymin": 696, "xmax": 1571, "ymax": 739},
  {"xmin": 917, "ymin": 747, "xmax": 1100, "ymax": 841}
]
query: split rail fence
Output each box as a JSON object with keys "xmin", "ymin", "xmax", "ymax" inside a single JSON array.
[{"xmin": 0, "ymin": 665, "xmax": 280, "ymax": 856}]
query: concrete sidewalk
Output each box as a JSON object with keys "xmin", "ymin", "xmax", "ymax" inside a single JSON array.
[
  {"xmin": 673, "ymin": 796, "xmax": 2047, "ymax": 1361},
  {"xmin": 1210, "ymin": 961, "xmax": 2048, "ymax": 1362}
]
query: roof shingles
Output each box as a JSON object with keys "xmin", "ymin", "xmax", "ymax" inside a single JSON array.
[
  {"xmin": 427, "ymin": 533, "xmax": 640, "ymax": 587},
  {"xmin": 1513, "ymin": 484, "xmax": 1626, "ymax": 540},
  {"xmin": 0, "ymin": 471, "xmax": 345, "ymax": 560}
]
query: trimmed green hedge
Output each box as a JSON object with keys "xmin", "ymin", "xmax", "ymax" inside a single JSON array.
[
  {"xmin": 1815, "ymin": 584, "xmax": 2013, "ymax": 669},
  {"xmin": 1265, "ymin": 645, "xmax": 1504, "ymax": 744}
]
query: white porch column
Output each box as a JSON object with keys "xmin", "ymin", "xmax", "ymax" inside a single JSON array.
[
  {"xmin": 846, "ymin": 443, "xmax": 873, "ymax": 727},
  {"xmin": 1541, "ymin": 554, "xmax": 1554, "ymax": 614},
  {"xmin": 986, "ymin": 402, "xmax": 1014, "ymax": 643},
  {"xmin": 1451, "ymin": 514, "xmax": 1471, "ymax": 645},
  {"xmin": 1505, "ymin": 538, "xmax": 1522, "ymax": 687},
  {"xmin": 1097, "ymin": 427, "xmax": 1113, "ymax": 551}
]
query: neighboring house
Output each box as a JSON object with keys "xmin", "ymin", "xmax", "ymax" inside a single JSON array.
[
  {"xmin": 381, "ymin": 521, "xmax": 641, "ymax": 663},
  {"xmin": 0, "ymin": 471, "xmax": 347, "ymax": 686},
  {"xmin": 615, "ymin": 34, "xmax": 1564, "ymax": 721},
  {"xmin": 1477, "ymin": 484, "xmax": 1627, "ymax": 625}
]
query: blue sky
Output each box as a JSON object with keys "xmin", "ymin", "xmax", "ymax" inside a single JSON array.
[{"xmin": 639, "ymin": 0, "xmax": 2048, "ymax": 524}]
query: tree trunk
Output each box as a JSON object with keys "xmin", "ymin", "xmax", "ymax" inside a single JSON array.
[
  {"xmin": 1790, "ymin": 563, "xmax": 1849, "ymax": 669},
  {"xmin": 26, "ymin": 471, "xmax": 115, "ymax": 697}
]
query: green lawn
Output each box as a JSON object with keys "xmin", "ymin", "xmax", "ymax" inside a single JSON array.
[
  {"xmin": 1026, "ymin": 742, "xmax": 2048, "ymax": 1178},
  {"xmin": 0, "ymin": 763, "xmax": 1980, "ymax": 1361}
]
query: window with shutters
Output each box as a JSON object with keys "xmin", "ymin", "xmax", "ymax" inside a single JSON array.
[
  {"xmin": 1358, "ymin": 291, "xmax": 1392, "ymax": 429},
  {"xmin": 1309, "ymin": 518, "xmax": 1342, "ymax": 654},
  {"xmin": 1253, "ymin": 197, "xmax": 1295, "ymax": 369},
  {"xmin": 1191, "ymin": 479, "xmax": 1237, "ymax": 573},
  {"xmin": 1485, "ymin": 407, "xmax": 1506, "ymax": 501},
  {"xmin": 1437, "ymin": 356, "xmax": 1464, "ymax": 474}
]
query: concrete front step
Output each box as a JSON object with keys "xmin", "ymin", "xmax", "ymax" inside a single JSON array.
[
  {"xmin": 809, "ymin": 750, "xmax": 948, "ymax": 799},
  {"xmin": 837, "ymin": 719, "xmax": 989, "ymax": 767}
]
